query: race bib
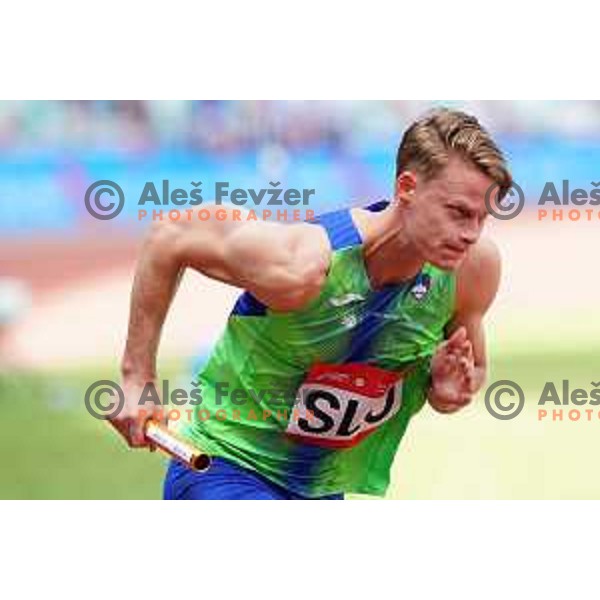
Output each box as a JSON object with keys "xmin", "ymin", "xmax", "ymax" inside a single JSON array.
[{"xmin": 286, "ymin": 362, "xmax": 405, "ymax": 449}]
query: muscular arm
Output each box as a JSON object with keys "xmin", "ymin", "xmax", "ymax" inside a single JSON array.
[
  {"xmin": 117, "ymin": 205, "xmax": 329, "ymax": 445},
  {"xmin": 427, "ymin": 237, "xmax": 501, "ymax": 413}
]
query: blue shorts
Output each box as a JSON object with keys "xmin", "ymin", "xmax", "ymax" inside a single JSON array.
[{"xmin": 163, "ymin": 458, "xmax": 343, "ymax": 500}]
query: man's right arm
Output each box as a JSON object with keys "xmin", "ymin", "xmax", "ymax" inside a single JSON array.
[{"xmin": 115, "ymin": 205, "xmax": 329, "ymax": 447}]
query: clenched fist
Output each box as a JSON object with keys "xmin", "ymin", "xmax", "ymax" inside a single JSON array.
[{"xmin": 109, "ymin": 377, "xmax": 165, "ymax": 448}]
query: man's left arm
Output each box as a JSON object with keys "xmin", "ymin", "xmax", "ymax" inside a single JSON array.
[{"xmin": 427, "ymin": 237, "xmax": 502, "ymax": 413}]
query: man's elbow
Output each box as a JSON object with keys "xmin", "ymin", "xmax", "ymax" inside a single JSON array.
[{"xmin": 144, "ymin": 220, "xmax": 186, "ymax": 268}]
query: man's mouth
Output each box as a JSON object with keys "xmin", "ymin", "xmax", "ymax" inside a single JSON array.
[{"xmin": 445, "ymin": 244, "xmax": 467, "ymax": 255}]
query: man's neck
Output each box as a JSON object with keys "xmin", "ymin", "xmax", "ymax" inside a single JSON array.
[{"xmin": 351, "ymin": 206, "xmax": 425, "ymax": 289}]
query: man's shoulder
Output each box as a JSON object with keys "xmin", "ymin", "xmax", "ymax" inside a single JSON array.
[
  {"xmin": 460, "ymin": 237, "xmax": 501, "ymax": 277},
  {"xmin": 454, "ymin": 237, "xmax": 501, "ymax": 313}
]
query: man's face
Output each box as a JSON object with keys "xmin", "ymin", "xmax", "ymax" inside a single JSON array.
[{"xmin": 397, "ymin": 156, "xmax": 493, "ymax": 270}]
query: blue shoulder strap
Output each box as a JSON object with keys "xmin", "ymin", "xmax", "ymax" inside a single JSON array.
[{"xmin": 310, "ymin": 208, "xmax": 362, "ymax": 250}]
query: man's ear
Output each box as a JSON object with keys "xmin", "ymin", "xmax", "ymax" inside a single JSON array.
[{"xmin": 394, "ymin": 170, "xmax": 417, "ymax": 205}]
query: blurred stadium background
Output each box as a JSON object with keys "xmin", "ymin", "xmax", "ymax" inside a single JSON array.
[{"xmin": 1, "ymin": 100, "xmax": 600, "ymax": 499}]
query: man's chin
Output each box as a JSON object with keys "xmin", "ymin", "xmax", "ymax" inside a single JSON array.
[{"xmin": 429, "ymin": 255, "xmax": 465, "ymax": 271}]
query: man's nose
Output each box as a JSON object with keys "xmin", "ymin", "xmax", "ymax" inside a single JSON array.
[{"xmin": 460, "ymin": 222, "xmax": 481, "ymax": 245}]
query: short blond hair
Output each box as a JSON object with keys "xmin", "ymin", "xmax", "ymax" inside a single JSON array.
[{"xmin": 396, "ymin": 108, "xmax": 512, "ymax": 200}]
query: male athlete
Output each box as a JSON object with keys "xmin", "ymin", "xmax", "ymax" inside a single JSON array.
[{"xmin": 113, "ymin": 108, "xmax": 511, "ymax": 499}]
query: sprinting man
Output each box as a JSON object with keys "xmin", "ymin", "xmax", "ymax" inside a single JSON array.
[{"xmin": 113, "ymin": 108, "xmax": 511, "ymax": 499}]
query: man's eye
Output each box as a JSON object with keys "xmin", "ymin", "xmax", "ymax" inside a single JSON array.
[{"xmin": 451, "ymin": 207, "xmax": 469, "ymax": 218}]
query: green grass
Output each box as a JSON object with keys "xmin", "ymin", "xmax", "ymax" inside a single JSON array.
[
  {"xmin": 387, "ymin": 346, "xmax": 600, "ymax": 499},
  {"xmin": 1, "ymin": 346, "xmax": 599, "ymax": 499},
  {"xmin": 0, "ymin": 366, "xmax": 174, "ymax": 499}
]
